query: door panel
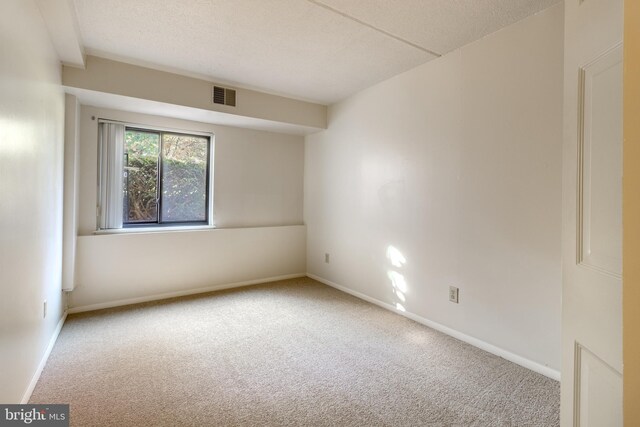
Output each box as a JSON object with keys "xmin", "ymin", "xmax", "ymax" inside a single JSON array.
[
  {"xmin": 575, "ymin": 343, "xmax": 623, "ymax": 426},
  {"xmin": 562, "ymin": 0, "xmax": 623, "ymax": 425},
  {"xmin": 578, "ymin": 45, "xmax": 623, "ymax": 278}
]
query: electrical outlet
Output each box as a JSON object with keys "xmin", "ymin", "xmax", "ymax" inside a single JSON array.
[
  {"xmin": 449, "ymin": 286, "xmax": 459, "ymax": 304},
  {"xmin": 325, "ymin": 253, "xmax": 330, "ymax": 264},
  {"xmin": 43, "ymin": 300, "xmax": 47, "ymax": 318}
]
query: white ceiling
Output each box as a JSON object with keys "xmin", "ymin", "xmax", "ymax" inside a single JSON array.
[{"xmin": 71, "ymin": 0, "xmax": 560, "ymax": 105}]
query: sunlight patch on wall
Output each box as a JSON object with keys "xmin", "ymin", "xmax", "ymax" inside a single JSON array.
[
  {"xmin": 387, "ymin": 270, "xmax": 407, "ymax": 293},
  {"xmin": 386, "ymin": 245, "xmax": 406, "ymax": 268},
  {"xmin": 387, "ymin": 245, "xmax": 408, "ymax": 313},
  {"xmin": 0, "ymin": 118, "xmax": 32, "ymax": 156}
]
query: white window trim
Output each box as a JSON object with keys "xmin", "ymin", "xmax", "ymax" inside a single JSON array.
[
  {"xmin": 93, "ymin": 224, "xmax": 216, "ymax": 235},
  {"xmin": 96, "ymin": 118, "xmax": 216, "ymax": 232}
]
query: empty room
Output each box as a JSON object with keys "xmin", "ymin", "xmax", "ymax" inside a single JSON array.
[{"xmin": 1, "ymin": 0, "xmax": 638, "ymax": 426}]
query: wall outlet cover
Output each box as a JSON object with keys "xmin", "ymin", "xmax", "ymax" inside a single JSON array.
[{"xmin": 449, "ymin": 286, "xmax": 459, "ymax": 303}]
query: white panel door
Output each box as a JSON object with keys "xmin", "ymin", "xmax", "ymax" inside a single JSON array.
[{"xmin": 561, "ymin": 0, "xmax": 624, "ymax": 425}]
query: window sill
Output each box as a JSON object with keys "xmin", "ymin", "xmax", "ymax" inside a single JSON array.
[{"xmin": 94, "ymin": 225, "xmax": 216, "ymax": 235}]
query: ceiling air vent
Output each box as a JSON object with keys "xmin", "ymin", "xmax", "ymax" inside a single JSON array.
[{"xmin": 213, "ymin": 86, "xmax": 236, "ymax": 107}]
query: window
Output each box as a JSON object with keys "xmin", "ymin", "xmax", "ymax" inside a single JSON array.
[{"xmin": 98, "ymin": 121, "xmax": 212, "ymax": 230}]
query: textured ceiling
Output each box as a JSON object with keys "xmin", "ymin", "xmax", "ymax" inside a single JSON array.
[
  {"xmin": 314, "ymin": 0, "xmax": 561, "ymax": 55},
  {"xmin": 72, "ymin": 0, "xmax": 560, "ymax": 104}
]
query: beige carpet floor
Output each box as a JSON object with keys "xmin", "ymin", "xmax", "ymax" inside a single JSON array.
[{"xmin": 30, "ymin": 277, "xmax": 559, "ymax": 426}]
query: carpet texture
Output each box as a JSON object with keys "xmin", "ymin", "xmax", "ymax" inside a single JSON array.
[{"xmin": 30, "ymin": 278, "xmax": 559, "ymax": 426}]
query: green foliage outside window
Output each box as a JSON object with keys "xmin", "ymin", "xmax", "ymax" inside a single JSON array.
[{"xmin": 124, "ymin": 130, "xmax": 208, "ymax": 224}]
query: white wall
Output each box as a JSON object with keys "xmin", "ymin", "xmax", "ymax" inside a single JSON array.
[
  {"xmin": 70, "ymin": 106, "xmax": 306, "ymax": 308},
  {"xmin": 62, "ymin": 94, "xmax": 80, "ymax": 291},
  {"xmin": 0, "ymin": 0, "xmax": 66, "ymax": 403},
  {"xmin": 70, "ymin": 225, "xmax": 306, "ymax": 309},
  {"xmin": 305, "ymin": 4, "xmax": 564, "ymax": 373}
]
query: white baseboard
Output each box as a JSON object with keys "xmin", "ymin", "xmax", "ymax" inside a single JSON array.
[
  {"xmin": 21, "ymin": 311, "xmax": 68, "ymax": 404},
  {"xmin": 68, "ymin": 273, "xmax": 307, "ymax": 314},
  {"xmin": 307, "ymin": 273, "xmax": 561, "ymax": 381}
]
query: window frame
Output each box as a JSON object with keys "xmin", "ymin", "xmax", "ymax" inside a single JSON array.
[{"xmin": 97, "ymin": 119, "xmax": 215, "ymax": 231}]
